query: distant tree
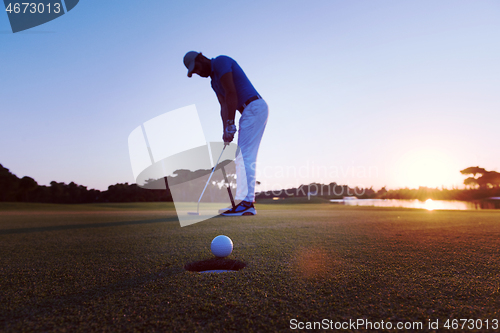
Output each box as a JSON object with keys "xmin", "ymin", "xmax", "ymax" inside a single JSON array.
[
  {"xmin": 377, "ymin": 187, "xmax": 388, "ymax": 196},
  {"xmin": 461, "ymin": 166, "xmax": 500, "ymax": 189},
  {"xmin": 50, "ymin": 181, "xmax": 67, "ymax": 203},
  {"xmin": 460, "ymin": 166, "xmax": 487, "ymax": 177},
  {"xmin": 18, "ymin": 176, "xmax": 38, "ymax": 201},
  {"xmin": 463, "ymin": 177, "xmax": 478, "ymax": 189},
  {"xmin": 0, "ymin": 164, "xmax": 21, "ymax": 201},
  {"xmin": 479, "ymin": 171, "xmax": 500, "ymax": 188}
]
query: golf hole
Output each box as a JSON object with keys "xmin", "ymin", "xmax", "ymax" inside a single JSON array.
[{"xmin": 185, "ymin": 258, "xmax": 246, "ymax": 273}]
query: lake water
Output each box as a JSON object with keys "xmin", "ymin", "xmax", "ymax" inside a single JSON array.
[{"xmin": 329, "ymin": 198, "xmax": 500, "ymax": 211}]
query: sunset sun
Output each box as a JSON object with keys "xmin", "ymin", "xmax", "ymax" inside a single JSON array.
[{"xmin": 395, "ymin": 149, "xmax": 459, "ymax": 189}]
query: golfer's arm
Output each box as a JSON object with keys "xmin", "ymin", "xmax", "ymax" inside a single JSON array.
[
  {"xmin": 217, "ymin": 93, "xmax": 228, "ymax": 130},
  {"xmin": 220, "ymin": 72, "xmax": 238, "ymax": 122}
]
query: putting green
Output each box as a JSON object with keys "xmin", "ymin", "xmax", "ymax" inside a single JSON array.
[{"xmin": 1, "ymin": 203, "xmax": 499, "ymax": 331}]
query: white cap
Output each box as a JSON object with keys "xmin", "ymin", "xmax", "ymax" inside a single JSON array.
[{"xmin": 183, "ymin": 51, "xmax": 199, "ymax": 77}]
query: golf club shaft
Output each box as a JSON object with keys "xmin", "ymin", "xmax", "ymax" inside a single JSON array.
[
  {"xmin": 221, "ymin": 166, "xmax": 236, "ymax": 208},
  {"xmin": 196, "ymin": 145, "xmax": 226, "ymax": 211}
]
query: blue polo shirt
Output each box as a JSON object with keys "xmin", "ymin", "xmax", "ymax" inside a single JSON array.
[{"xmin": 210, "ymin": 56, "xmax": 259, "ymax": 110}]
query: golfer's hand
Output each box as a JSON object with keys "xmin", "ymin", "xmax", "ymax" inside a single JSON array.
[{"xmin": 223, "ymin": 119, "xmax": 236, "ymax": 144}]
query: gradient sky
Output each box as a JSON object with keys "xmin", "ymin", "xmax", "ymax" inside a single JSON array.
[{"xmin": 1, "ymin": 0, "xmax": 499, "ymax": 192}]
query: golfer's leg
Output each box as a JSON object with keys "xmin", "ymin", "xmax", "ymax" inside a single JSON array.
[
  {"xmin": 236, "ymin": 99, "xmax": 269, "ymax": 202},
  {"xmin": 234, "ymin": 147, "xmax": 248, "ymax": 201}
]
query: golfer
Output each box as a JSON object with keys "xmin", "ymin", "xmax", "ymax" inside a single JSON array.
[{"xmin": 183, "ymin": 51, "xmax": 268, "ymax": 216}]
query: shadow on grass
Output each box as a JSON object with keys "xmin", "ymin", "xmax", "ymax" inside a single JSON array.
[
  {"xmin": 2, "ymin": 266, "xmax": 184, "ymax": 326},
  {"xmin": 185, "ymin": 258, "xmax": 246, "ymax": 272},
  {"xmin": 0, "ymin": 217, "xmax": 179, "ymax": 235}
]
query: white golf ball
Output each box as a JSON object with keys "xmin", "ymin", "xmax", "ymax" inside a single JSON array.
[{"xmin": 211, "ymin": 235, "xmax": 233, "ymax": 257}]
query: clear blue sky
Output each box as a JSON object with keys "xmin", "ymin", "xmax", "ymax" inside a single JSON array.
[{"xmin": 1, "ymin": 0, "xmax": 499, "ymax": 191}]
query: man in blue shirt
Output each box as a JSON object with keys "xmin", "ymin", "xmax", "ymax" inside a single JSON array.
[{"xmin": 183, "ymin": 51, "xmax": 268, "ymax": 216}]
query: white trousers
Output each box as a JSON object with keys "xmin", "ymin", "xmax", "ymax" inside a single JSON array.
[{"xmin": 235, "ymin": 99, "xmax": 269, "ymax": 202}]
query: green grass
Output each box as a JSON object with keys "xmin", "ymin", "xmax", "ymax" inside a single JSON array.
[{"xmin": 1, "ymin": 203, "xmax": 499, "ymax": 332}]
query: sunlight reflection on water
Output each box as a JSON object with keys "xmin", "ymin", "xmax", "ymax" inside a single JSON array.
[{"xmin": 329, "ymin": 198, "xmax": 497, "ymax": 210}]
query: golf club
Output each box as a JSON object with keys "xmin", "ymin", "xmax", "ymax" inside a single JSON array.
[
  {"xmin": 188, "ymin": 145, "xmax": 227, "ymax": 215},
  {"xmin": 221, "ymin": 166, "xmax": 236, "ymax": 209}
]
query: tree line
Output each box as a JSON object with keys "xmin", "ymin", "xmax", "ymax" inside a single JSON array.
[
  {"xmin": 373, "ymin": 166, "xmax": 500, "ymax": 201},
  {"xmin": 1, "ymin": 163, "xmax": 499, "ymax": 204},
  {"xmin": 0, "ymin": 164, "xmax": 171, "ymax": 203}
]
